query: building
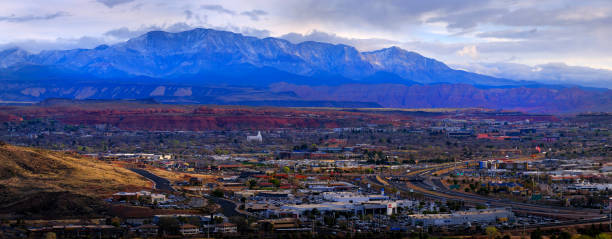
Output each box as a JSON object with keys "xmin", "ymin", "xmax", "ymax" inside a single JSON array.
[
  {"xmin": 28, "ymin": 225, "xmax": 124, "ymax": 238},
  {"xmin": 215, "ymin": 222, "xmax": 237, "ymax": 234},
  {"xmin": 179, "ymin": 224, "xmax": 199, "ymax": 236},
  {"xmin": 322, "ymin": 192, "xmax": 388, "ymax": 203},
  {"xmin": 134, "ymin": 224, "xmax": 158, "ymax": 237},
  {"xmin": 408, "ymin": 208, "xmax": 514, "ymax": 227},
  {"xmin": 247, "ymin": 131, "xmax": 263, "ymax": 143},
  {"xmin": 150, "ymin": 193, "xmax": 166, "ymax": 204},
  {"xmin": 257, "ymin": 218, "xmax": 299, "ymax": 230},
  {"xmin": 279, "ymin": 199, "xmax": 413, "ymax": 217}
]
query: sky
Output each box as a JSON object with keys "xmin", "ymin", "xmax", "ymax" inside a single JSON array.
[{"xmin": 1, "ymin": 0, "xmax": 611, "ymax": 88}]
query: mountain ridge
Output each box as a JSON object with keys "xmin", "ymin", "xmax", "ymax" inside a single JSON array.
[
  {"xmin": 0, "ymin": 28, "xmax": 610, "ymax": 113},
  {"xmin": 0, "ymin": 28, "xmax": 518, "ymax": 86}
]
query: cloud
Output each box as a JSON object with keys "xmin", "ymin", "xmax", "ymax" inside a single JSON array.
[
  {"xmin": 184, "ymin": 10, "xmax": 193, "ymax": 20},
  {"xmin": 455, "ymin": 62, "xmax": 612, "ymax": 89},
  {"xmin": 241, "ymin": 9, "xmax": 267, "ymax": 21},
  {"xmin": 104, "ymin": 22, "xmax": 271, "ymax": 40},
  {"xmin": 96, "ymin": 0, "xmax": 135, "ymax": 8},
  {"xmin": 0, "ymin": 12, "xmax": 69, "ymax": 22},
  {"xmin": 280, "ymin": 30, "xmax": 398, "ymax": 51},
  {"xmin": 427, "ymin": 8, "xmax": 507, "ymax": 30},
  {"xmin": 477, "ymin": 29, "xmax": 538, "ymax": 39},
  {"xmin": 104, "ymin": 22, "xmax": 197, "ymax": 39},
  {"xmin": 1, "ymin": 0, "xmax": 612, "ymax": 81},
  {"xmin": 274, "ymin": 0, "xmax": 493, "ymax": 31},
  {"xmin": 215, "ymin": 25, "xmax": 271, "ymax": 38},
  {"xmin": 0, "ymin": 36, "xmax": 106, "ymax": 53},
  {"xmin": 201, "ymin": 4, "xmax": 235, "ymax": 15},
  {"xmin": 457, "ymin": 45, "xmax": 479, "ymax": 58}
]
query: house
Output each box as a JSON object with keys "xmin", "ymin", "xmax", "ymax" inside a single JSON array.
[
  {"xmin": 180, "ymin": 224, "xmax": 199, "ymax": 236},
  {"xmin": 215, "ymin": 222, "xmax": 237, "ymax": 234},
  {"xmin": 257, "ymin": 218, "xmax": 299, "ymax": 230},
  {"xmin": 134, "ymin": 224, "xmax": 158, "ymax": 237},
  {"xmin": 150, "ymin": 193, "xmax": 166, "ymax": 204}
]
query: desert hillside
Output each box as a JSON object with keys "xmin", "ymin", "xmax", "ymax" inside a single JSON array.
[{"xmin": 0, "ymin": 142, "xmax": 150, "ymax": 218}]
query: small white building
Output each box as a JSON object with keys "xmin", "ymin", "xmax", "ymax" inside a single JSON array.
[
  {"xmin": 180, "ymin": 224, "xmax": 199, "ymax": 236},
  {"xmin": 247, "ymin": 131, "xmax": 263, "ymax": 143},
  {"xmin": 215, "ymin": 222, "xmax": 237, "ymax": 234},
  {"xmin": 150, "ymin": 193, "xmax": 167, "ymax": 204}
]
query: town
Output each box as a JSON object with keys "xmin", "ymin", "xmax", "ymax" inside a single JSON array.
[{"xmin": 0, "ymin": 104, "xmax": 610, "ymax": 238}]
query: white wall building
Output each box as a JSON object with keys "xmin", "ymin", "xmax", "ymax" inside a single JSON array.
[
  {"xmin": 408, "ymin": 208, "xmax": 514, "ymax": 227},
  {"xmin": 247, "ymin": 131, "xmax": 263, "ymax": 143}
]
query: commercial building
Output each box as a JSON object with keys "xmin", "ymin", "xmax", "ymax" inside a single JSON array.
[{"xmin": 408, "ymin": 208, "xmax": 514, "ymax": 227}]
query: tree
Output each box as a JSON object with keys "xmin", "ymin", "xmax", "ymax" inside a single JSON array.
[
  {"xmin": 44, "ymin": 232, "xmax": 57, "ymax": 239},
  {"xmin": 247, "ymin": 179, "xmax": 257, "ymax": 189},
  {"xmin": 531, "ymin": 227, "xmax": 543, "ymax": 239},
  {"xmin": 229, "ymin": 216, "xmax": 249, "ymax": 232},
  {"xmin": 486, "ymin": 226, "xmax": 499, "ymax": 239},
  {"xmin": 323, "ymin": 215, "xmax": 336, "ymax": 227},
  {"xmin": 559, "ymin": 231, "xmax": 572, "ymax": 239},
  {"xmin": 269, "ymin": 178, "xmax": 281, "ymax": 187},
  {"xmin": 310, "ymin": 208, "xmax": 319, "ymax": 219},
  {"xmin": 282, "ymin": 166, "xmax": 291, "ymax": 173},
  {"xmin": 158, "ymin": 217, "xmax": 180, "ymax": 235},
  {"xmin": 110, "ymin": 217, "xmax": 121, "ymax": 227},
  {"xmin": 199, "ymin": 201, "xmax": 219, "ymax": 238},
  {"xmin": 211, "ymin": 189, "xmax": 224, "ymax": 198}
]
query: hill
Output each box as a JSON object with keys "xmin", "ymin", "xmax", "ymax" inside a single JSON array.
[
  {"xmin": 0, "ymin": 143, "xmax": 150, "ymax": 218},
  {"xmin": 0, "ymin": 101, "xmax": 411, "ymax": 131}
]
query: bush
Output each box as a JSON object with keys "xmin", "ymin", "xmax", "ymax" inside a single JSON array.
[{"xmin": 211, "ymin": 189, "xmax": 224, "ymax": 198}]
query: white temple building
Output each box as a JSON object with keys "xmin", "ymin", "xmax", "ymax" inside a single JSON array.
[{"xmin": 247, "ymin": 131, "xmax": 263, "ymax": 143}]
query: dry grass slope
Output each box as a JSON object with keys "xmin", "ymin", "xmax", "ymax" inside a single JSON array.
[{"xmin": 0, "ymin": 143, "xmax": 150, "ymax": 218}]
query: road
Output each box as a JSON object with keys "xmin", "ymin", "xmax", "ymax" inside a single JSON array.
[
  {"xmin": 371, "ymin": 164, "xmax": 606, "ymax": 223},
  {"xmin": 129, "ymin": 168, "xmax": 174, "ymax": 191},
  {"xmin": 206, "ymin": 196, "xmax": 247, "ymax": 218},
  {"xmin": 129, "ymin": 168, "xmax": 251, "ymax": 218}
]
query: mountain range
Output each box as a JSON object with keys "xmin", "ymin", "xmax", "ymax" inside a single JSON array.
[{"xmin": 0, "ymin": 28, "xmax": 610, "ymax": 113}]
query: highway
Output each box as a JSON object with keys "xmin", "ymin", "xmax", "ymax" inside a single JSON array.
[{"xmin": 371, "ymin": 164, "xmax": 606, "ymax": 223}]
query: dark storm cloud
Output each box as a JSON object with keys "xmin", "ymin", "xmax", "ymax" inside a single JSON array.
[
  {"xmin": 0, "ymin": 12, "xmax": 69, "ymax": 22},
  {"xmin": 96, "ymin": 0, "xmax": 135, "ymax": 8}
]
